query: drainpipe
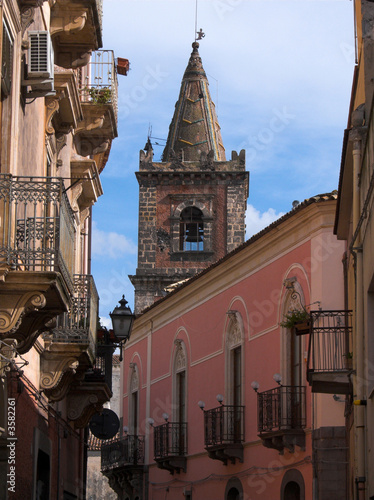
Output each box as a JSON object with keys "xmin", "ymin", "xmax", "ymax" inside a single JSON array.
[{"xmin": 351, "ymin": 128, "xmax": 366, "ymax": 499}]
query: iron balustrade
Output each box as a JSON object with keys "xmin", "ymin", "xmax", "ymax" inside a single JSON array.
[
  {"xmin": 47, "ymin": 275, "xmax": 98, "ymax": 347},
  {"xmin": 154, "ymin": 422, "xmax": 187, "ymax": 459},
  {"xmin": 101, "ymin": 435, "xmax": 145, "ymax": 470},
  {"xmin": 257, "ymin": 386, "xmax": 306, "ymax": 434},
  {"xmin": 88, "ymin": 344, "xmax": 115, "ymax": 391},
  {"xmin": 307, "ymin": 310, "xmax": 352, "ymax": 374},
  {"xmin": 0, "ymin": 174, "xmax": 75, "ymax": 293},
  {"xmin": 78, "ymin": 50, "xmax": 118, "ymax": 122},
  {"xmin": 204, "ymin": 405, "xmax": 245, "ymax": 447}
]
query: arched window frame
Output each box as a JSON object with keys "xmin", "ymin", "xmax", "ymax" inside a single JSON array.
[
  {"xmin": 179, "ymin": 206, "xmax": 204, "ymax": 251},
  {"xmin": 280, "ymin": 278, "xmax": 307, "ymax": 387},
  {"xmin": 280, "ymin": 469, "xmax": 305, "ymax": 500},
  {"xmin": 172, "ymin": 339, "xmax": 188, "ymax": 423},
  {"xmin": 225, "ymin": 311, "xmax": 244, "ymax": 406},
  {"xmin": 128, "ymin": 363, "xmax": 140, "ymax": 435},
  {"xmin": 168, "ymin": 196, "xmax": 214, "ymax": 258}
]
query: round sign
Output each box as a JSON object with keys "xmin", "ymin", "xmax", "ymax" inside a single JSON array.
[{"xmin": 89, "ymin": 409, "xmax": 120, "ymax": 440}]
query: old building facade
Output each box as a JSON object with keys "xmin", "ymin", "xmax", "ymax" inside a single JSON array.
[
  {"xmin": 335, "ymin": 1, "xmax": 374, "ymax": 498},
  {"xmin": 103, "ymin": 193, "xmax": 348, "ymax": 500},
  {"xmin": 129, "ymin": 42, "xmax": 249, "ymax": 314},
  {"xmin": 0, "ymin": 0, "xmax": 127, "ymax": 498}
]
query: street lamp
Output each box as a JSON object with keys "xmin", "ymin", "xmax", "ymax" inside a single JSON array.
[{"xmin": 109, "ymin": 295, "xmax": 135, "ymax": 361}]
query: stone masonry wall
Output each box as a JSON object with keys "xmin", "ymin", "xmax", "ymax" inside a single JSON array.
[{"xmin": 313, "ymin": 426, "xmax": 347, "ymax": 500}]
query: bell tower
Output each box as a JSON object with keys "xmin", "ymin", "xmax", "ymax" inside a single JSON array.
[{"xmin": 130, "ymin": 42, "xmax": 249, "ymax": 314}]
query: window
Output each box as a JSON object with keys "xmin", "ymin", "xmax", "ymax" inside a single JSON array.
[
  {"xmin": 129, "ymin": 365, "xmax": 139, "ymax": 435},
  {"xmin": 179, "ymin": 207, "xmax": 204, "ymax": 251},
  {"xmin": 36, "ymin": 450, "xmax": 50, "ymax": 500},
  {"xmin": 1, "ymin": 20, "xmax": 13, "ymax": 97}
]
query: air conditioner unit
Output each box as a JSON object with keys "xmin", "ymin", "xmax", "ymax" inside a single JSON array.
[
  {"xmin": 22, "ymin": 31, "xmax": 55, "ymax": 97},
  {"xmin": 28, "ymin": 31, "xmax": 54, "ymax": 79}
]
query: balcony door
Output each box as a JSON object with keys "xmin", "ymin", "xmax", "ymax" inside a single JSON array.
[
  {"xmin": 225, "ymin": 313, "xmax": 243, "ymax": 443},
  {"xmin": 173, "ymin": 340, "xmax": 187, "ymax": 455},
  {"xmin": 232, "ymin": 346, "xmax": 242, "ymax": 442},
  {"xmin": 129, "ymin": 364, "xmax": 139, "ymax": 436}
]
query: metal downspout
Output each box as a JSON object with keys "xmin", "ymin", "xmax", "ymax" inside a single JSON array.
[{"xmin": 351, "ymin": 131, "xmax": 366, "ymax": 499}]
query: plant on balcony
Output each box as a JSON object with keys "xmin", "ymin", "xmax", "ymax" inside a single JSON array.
[
  {"xmin": 280, "ymin": 308, "xmax": 310, "ymax": 335},
  {"xmin": 86, "ymin": 86, "xmax": 112, "ymax": 104}
]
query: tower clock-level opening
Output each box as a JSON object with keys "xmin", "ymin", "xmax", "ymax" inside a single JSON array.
[{"xmin": 179, "ymin": 207, "xmax": 204, "ymax": 251}]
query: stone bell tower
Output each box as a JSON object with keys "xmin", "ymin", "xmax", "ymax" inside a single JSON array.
[{"xmin": 130, "ymin": 42, "xmax": 249, "ymax": 314}]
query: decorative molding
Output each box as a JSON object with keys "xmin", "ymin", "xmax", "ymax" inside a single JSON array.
[
  {"xmin": 21, "ymin": 6, "xmax": 36, "ymax": 35},
  {"xmin": 0, "ymin": 291, "xmax": 46, "ymax": 335},
  {"xmin": 71, "ymin": 182, "xmax": 83, "ymax": 212},
  {"xmin": 40, "ymin": 355, "xmax": 79, "ymax": 392},
  {"xmin": 174, "ymin": 340, "xmax": 186, "ymax": 372},
  {"xmin": 46, "ymin": 97, "xmax": 60, "ymax": 135},
  {"xmin": 51, "ymin": 9, "xmax": 88, "ymax": 38},
  {"xmin": 130, "ymin": 366, "xmax": 139, "ymax": 393}
]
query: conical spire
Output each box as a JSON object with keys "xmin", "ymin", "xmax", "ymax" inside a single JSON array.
[{"xmin": 162, "ymin": 42, "xmax": 226, "ymax": 162}]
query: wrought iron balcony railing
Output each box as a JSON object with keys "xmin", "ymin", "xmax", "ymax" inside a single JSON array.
[
  {"xmin": 307, "ymin": 310, "xmax": 352, "ymax": 373},
  {"xmin": 85, "ymin": 343, "xmax": 115, "ymax": 391},
  {"xmin": 78, "ymin": 50, "xmax": 118, "ymax": 122},
  {"xmin": 47, "ymin": 275, "xmax": 98, "ymax": 349},
  {"xmin": 307, "ymin": 310, "xmax": 352, "ymax": 394},
  {"xmin": 204, "ymin": 405, "xmax": 245, "ymax": 447},
  {"xmin": 101, "ymin": 435, "xmax": 145, "ymax": 471},
  {"xmin": 257, "ymin": 385, "xmax": 306, "ymax": 434},
  {"xmin": 0, "ymin": 174, "xmax": 76, "ymax": 293},
  {"xmin": 154, "ymin": 422, "xmax": 187, "ymax": 459}
]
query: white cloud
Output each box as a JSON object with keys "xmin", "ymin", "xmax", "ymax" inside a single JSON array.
[
  {"xmin": 92, "ymin": 221, "xmax": 137, "ymax": 258},
  {"xmin": 99, "ymin": 316, "xmax": 112, "ymax": 329},
  {"xmin": 246, "ymin": 204, "xmax": 285, "ymax": 238}
]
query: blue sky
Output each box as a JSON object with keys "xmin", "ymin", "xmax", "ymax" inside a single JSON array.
[{"xmin": 92, "ymin": 0, "xmax": 355, "ymax": 325}]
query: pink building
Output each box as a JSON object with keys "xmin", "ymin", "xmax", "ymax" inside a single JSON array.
[{"xmin": 102, "ymin": 192, "xmax": 349, "ymax": 500}]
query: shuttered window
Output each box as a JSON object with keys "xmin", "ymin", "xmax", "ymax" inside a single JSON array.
[{"xmin": 1, "ymin": 20, "xmax": 13, "ymax": 96}]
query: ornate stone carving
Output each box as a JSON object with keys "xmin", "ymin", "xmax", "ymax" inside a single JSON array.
[
  {"xmin": 130, "ymin": 366, "xmax": 139, "ymax": 393},
  {"xmin": 174, "ymin": 340, "xmax": 186, "ymax": 372},
  {"xmin": 46, "ymin": 97, "xmax": 60, "ymax": 135},
  {"xmin": 67, "ymin": 379, "xmax": 111, "ymax": 429},
  {"xmin": 40, "ymin": 355, "xmax": 79, "ymax": 393},
  {"xmin": 56, "ymin": 133, "xmax": 67, "ymax": 168},
  {"xmin": 0, "ymin": 291, "xmax": 46, "ymax": 335},
  {"xmin": 227, "ymin": 313, "xmax": 242, "ymax": 348},
  {"xmin": 71, "ymin": 182, "xmax": 83, "ymax": 212},
  {"xmin": 21, "ymin": 7, "xmax": 36, "ymax": 35},
  {"xmin": 51, "ymin": 9, "xmax": 88, "ymax": 38}
]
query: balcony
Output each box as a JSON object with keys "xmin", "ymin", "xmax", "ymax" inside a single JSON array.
[
  {"xmin": 51, "ymin": 0, "xmax": 103, "ymax": 69},
  {"xmin": 101, "ymin": 435, "xmax": 145, "ymax": 499},
  {"xmin": 307, "ymin": 310, "xmax": 352, "ymax": 394},
  {"xmin": 85, "ymin": 338, "xmax": 115, "ymax": 393},
  {"xmin": 203, "ymin": 405, "xmax": 245, "ymax": 464},
  {"xmin": 75, "ymin": 50, "xmax": 118, "ymax": 160},
  {"xmin": 41, "ymin": 275, "xmax": 98, "ymax": 401},
  {"xmin": 0, "ymin": 174, "xmax": 75, "ymax": 352},
  {"xmin": 154, "ymin": 422, "xmax": 187, "ymax": 474},
  {"xmin": 257, "ymin": 385, "xmax": 306, "ymax": 453}
]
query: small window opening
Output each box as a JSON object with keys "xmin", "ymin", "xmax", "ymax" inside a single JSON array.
[{"xmin": 179, "ymin": 207, "xmax": 204, "ymax": 251}]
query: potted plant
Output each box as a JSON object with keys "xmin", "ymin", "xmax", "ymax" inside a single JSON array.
[
  {"xmin": 280, "ymin": 308, "xmax": 310, "ymax": 335},
  {"xmin": 85, "ymin": 86, "xmax": 112, "ymax": 104}
]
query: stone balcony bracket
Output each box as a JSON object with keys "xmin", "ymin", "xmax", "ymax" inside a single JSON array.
[
  {"xmin": 0, "ymin": 290, "xmax": 46, "ymax": 336},
  {"xmin": 70, "ymin": 158, "xmax": 103, "ymax": 211},
  {"xmin": 39, "ymin": 338, "xmax": 91, "ymax": 399},
  {"xmin": 51, "ymin": 1, "xmax": 103, "ymax": 69},
  {"xmin": 67, "ymin": 381, "xmax": 111, "ymax": 429},
  {"xmin": 46, "ymin": 70, "xmax": 83, "ymax": 135},
  {"xmin": 0, "ymin": 271, "xmax": 71, "ymax": 354}
]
